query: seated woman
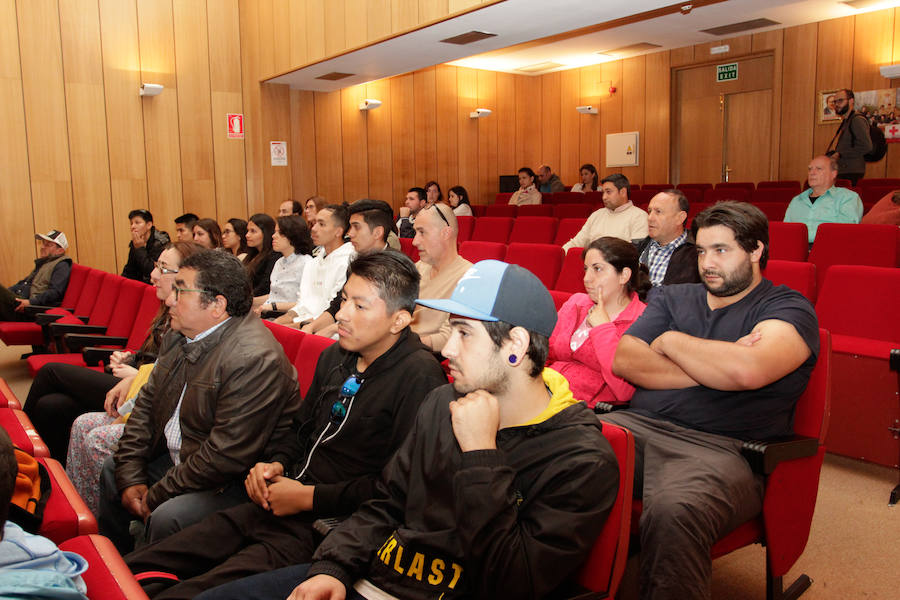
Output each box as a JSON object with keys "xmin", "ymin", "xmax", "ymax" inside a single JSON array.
[
  {"xmin": 244, "ymin": 213, "xmax": 279, "ymax": 297},
  {"xmin": 192, "ymin": 218, "xmax": 222, "ymax": 249},
  {"xmin": 255, "ymin": 215, "xmax": 314, "ymax": 314},
  {"xmin": 425, "ymin": 180, "xmax": 443, "ymax": 205},
  {"xmin": 508, "ymin": 167, "xmax": 542, "ymax": 205},
  {"xmin": 24, "ymin": 241, "xmax": 200, "ymax": 462},
  {"xmin": 548, "ymin": 236, "xmax": 650, "ymax": 408},
  {"xmin": 303, "ymin": 195, "xmax": 326, "ymax": 228},
  {"xmin": 221, "ymin": 218, "xmax": 249, "ymax": 262},
  {"xmin": 448, "ymin": 185, "xmax": 473, "ymax": 217},
  {"xmin": 570, "ymin": 163, "xmax": 599, "ymax": 193}
]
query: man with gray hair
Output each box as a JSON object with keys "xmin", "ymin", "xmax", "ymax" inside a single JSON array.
[
  {"xmin": 0, "ymin": 229, "xmax": 71, "ymax": 321},
  {"xmin": 636, "ymin": 190, "xmax": 700, "ymax": 286}
]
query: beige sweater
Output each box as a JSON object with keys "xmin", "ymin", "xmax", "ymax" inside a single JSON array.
[
  {"xmin": 412, "ymin": 254, "xmax": 473, "ymax": 352},
  {"xmin": 562, "ymin": 202, "xmax": 649, "ymax": 251}
]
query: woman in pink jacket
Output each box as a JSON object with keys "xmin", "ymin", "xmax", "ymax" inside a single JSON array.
[{"xmin": 549, "ymin": 236, "xmax": 651, "ymax": 408}]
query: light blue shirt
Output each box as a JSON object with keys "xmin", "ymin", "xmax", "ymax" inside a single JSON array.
[{"xmin": 784, "ymin": 186, "xmax": 863, "ymax": 242}]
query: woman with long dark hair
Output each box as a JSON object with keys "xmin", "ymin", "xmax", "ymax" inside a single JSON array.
[
  {"xmin": 571, "ymin": 163, "xmax": 599, "ymax": 193},
  {"xmin": 192, "ymin": 218, "xmax": 223, "ymax": 249},
  {"xmin": 244, "ymin": 213, "xmax": 278, "ymax": 296},
  {"xmin": 221, "ymin": 218, "xmax": 249, "ymax": 262},
  {"xmin": 509, "ymin": 167, "xmax": 542, "ymax": 205},
  {"xmin": 448, "ymin": 185, "xmax": 473, "ymax": 217}
]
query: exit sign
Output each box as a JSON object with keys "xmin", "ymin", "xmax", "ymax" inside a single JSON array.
[{"xmin": 717, "ymin": 63, "xmax": 738, "ymax": 82}]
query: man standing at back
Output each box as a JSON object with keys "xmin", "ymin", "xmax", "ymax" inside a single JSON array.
[
  {"xmin": 827, "ymin": 88, "xmax": 872, "ymax": 185},
  {"xmin": 1, "ymin": 230, "xmax": 71, "ymax": 321},
  {"xmin": 785, "ymin": 155, "xmax": 863, "ymax": 244},
  {"xmin": 636, "ymin": 190, "xmax": 700, "ymax": 286},
  {"xmin": 604, "ymin": 202, "xmax": 819, "ymax": 600},
  {"xmin": 562, "ymin": 173, "xmax": 648, "ymax": 251}
]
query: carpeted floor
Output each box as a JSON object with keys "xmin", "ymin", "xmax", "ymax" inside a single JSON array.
[{"xmin": 2, "ymin": 343, "xmax": 898, "ymax": 598}]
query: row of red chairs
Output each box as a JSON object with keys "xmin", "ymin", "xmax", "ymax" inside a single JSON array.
[{"xmin": 631, "ymin": 177, "xmax": 900, "ymax": 192}]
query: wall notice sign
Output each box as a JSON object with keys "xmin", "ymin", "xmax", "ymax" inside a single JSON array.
[
  {"xmin": 716, "ymin": 63, "xmax": 738, "ymax": 82},
  {"xmin": 270, "ymin": 141, "xmax": 287, "ymax": 166},
  {"xmin": 227, "ymin": 113, "xmax": 243, "ymax": 139}
]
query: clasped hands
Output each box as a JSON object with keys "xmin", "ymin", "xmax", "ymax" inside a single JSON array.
[{"xmin": 245, "ymin": 461, "xmax": 314, "ymax": 516}]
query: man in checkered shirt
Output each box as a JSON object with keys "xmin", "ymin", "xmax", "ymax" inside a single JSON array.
[{"xmin": 636, "ymin": 190, "xmax": 701, "ymax": 287}]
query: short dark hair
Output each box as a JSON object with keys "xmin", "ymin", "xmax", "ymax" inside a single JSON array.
[
  {"xmin": 691, "ymin": 201, "xmax": 769, "ymax": 269},
  {"xmin": 449, "ymin": 185, "xmax": 471, "ymax": 206},
  {"xmin": 424, "ymin": 181, "xmax": 443, "ymax": 202},
  {"xmin": 582, "ymin": 237, "xmax": 652, "ymax": 302},
  {"xmin": 129, "ymin": 209, "xmax": 153, "ymax": 222},
  {"xmin": 193, "ymin": 218, "xmax": 223, "ymax": 248},
  {"xmin": 518, "ymin": 167, "xmax": 537, "ymax": 184},
  {"xmin": 408, "ymin": 187, "xmax": 427, "ymax": 203},
  {"xmin": 482, "ymin": 320, "xmax": 548, "ymax": 378},
  {"xmin": 175, "ymin": 213, "xmax": 199, "ymax": 226},
  {"xmin": 181, "ymin": 249, "xmax": 252, "ymax": 316},
  {"xmin": 323, "ymin": 203, "xmax": 351, "ymax": 236},
  {"xmin": 0, "ymin": 428, "xmax": 17, "ymax": 530},
  {"xmin": 841, "ymin": 88, "xmax": 855, "ymax": 100},
  {"xmin": 347, "ymin": 251, "xmax": 420, "ymax": 314},
  {"xmin": 662, "ymin": 189, "xmax": 690, "ymax": 213},
  {"xmin": 600, "ymin": 173, "xmax": 630, "ymax": 196},
  {"xmin": 287, "ymin": 200, "xmax": 303, "ymax": 214},
  {"xmin": 349, "ymin": 199, "xmax": 394, "ymax": 243},
  {"xmin": 276, "ymin": 215, "xmax": 314, "ymax": 255}
]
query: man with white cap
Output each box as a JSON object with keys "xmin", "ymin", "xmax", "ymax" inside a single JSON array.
[
  {"xmin": 0, "ymin": 230, "xmax": 72, "ymax": 321},
  {"xmin": 199, "ymin": 260, "xmax": 619, "ymax": 600}
]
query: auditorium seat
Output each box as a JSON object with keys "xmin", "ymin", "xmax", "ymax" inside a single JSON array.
[
  {"xmin": 1, "ymin": 377, "xmax": 21, "ymax": 409},
  {"xmin": 678, "ymin": 187, "xmax": 705, "ymax": 205},
  {"xmin": 751, "ymin": 188, "xmax": 796, "ymax": 204},
  {"xmin": 399, "ymin": 237, "xmax": 420, "ymax": 262},
  {"xmin": 816, "ymin": 265, "xmax": 900, "ymax": 467},
  {"xmin": 456, "ymin": 215, "xmax": 474, "ymax": 244},
  {"xmin": 550, "ymin": 191, "xmax": 587, "ymax": 205},
  {"xmin": 768, "ymin": 222, "xmax": 810, "ymax": 262},
  {"xmin": 554, "ymin": 218, "xmax": 587, "ymax": 246},
  {"xmin": 470, "ymin": 217, "xmax": 513, "ymax": 243},
  {"xmin": 553, "ymin": 204, "xmax": 594, "ymax": 219},
  {"xmin": 495, "ymin": 192, "xmax": 513, "ymax": 205},
  {"xmin": 549, "ymin": 290, "xmax": 573, "ymax": 311},
  {"xmin": 757, "ymin": 180, "xmax": 801, "ymax": 191},
  {"xmin": 704, "ymin": 187, "xmax": 750, "ymax": 203},
  {"xmin": 858, "ymin": 184, "xmax": 896, "ymax": 207},
  {"xmin": 687, "ymin": 202, "xmax": 712, "ymax": 228},
  {"xmin": 751, "ymin": 202, "xmax": 788, "ymax": 222},
  {"xmin": 715, "ymin": 181, "xmax": 755, "ymax": 191},
  {"xmin": 0, "ymin": 408, "xmax": 49, "ymax": 457},
  {"xmin": 762, "ymin": 260, "xmax": 817, "ymax": 303},
  {"xmin": 263, "ymin": 320, "xmax": 305, "ymax": 364},
  {"xmin": 293, "ymin": 333, "xmax": 336, "ymax": 398},
  {"xmin": 642, "ymin": 184, "xmax": 673, "ymax": 192},
  {"xmin": 484, "ymin": 204, "xmax": 517, "ymax": 217},
  {"xmin": 472, "ymin": 204, "xmax": 487, "ymax": 217},
  {"xmin": 584, "ymin": 191, "xmax": 604, "ymax": 205},
  {"xmin": 554, "ymin": 248, "xmax": 586, "ymax": 294},
  {"xmin": 59, "ymin": 535, "xmax": 149, "ymax": 600},
  {"xmin": 628, "ymin": 189, "xmax": 655, "ymax": 206},
  {"xmin": 37, "ymin": 456, "xmax": 98, "ymax": 544},
  {"xmin": 835, "ymin": 178, "xmax": 852, "ymax": 188},
  {"xmin": 517, "ymin": 204, "xmax": 554, "ymax": 217},
  {"xmin": 856, "ymin": 177, "xmax": 900, "ymax": 190},
  {"xmin": 677, "ymin": 182, "xmax": 714, "ymax": 192},
  {"xmin": 808, "ymin": 223, "xmax": 899, "ymax": 292},
  {"xmin": 459, "ymin": 241, "xmax": 506, "ymax": 264},
  {"xmin": 504, "ymin": 243, "xmax": 564, "ymax": 289},
  {"xmin": 508, "ymin": 217, "xmax": 558, "ymax": 244}
]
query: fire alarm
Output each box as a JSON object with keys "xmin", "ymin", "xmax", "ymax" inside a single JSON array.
[{"xmin": 609, "ymin": 86, "xmax": 617, "ymax": 94}]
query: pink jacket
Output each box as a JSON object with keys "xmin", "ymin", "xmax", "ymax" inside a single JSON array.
[{"xmin": 548, "ymin": 292, "xmax": 646, "ymax": 408}]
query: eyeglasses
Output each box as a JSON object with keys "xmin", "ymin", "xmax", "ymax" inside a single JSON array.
[
  {"xmin": 428, "ymin": 203, "xmax": 451, "ymax": 227},
  {"xmin": 330, "ymin": 374, "xmax": 362, "ymax": 426},
  {"xmin": 171, "ymin": 286, "xmax": 205, "ymax": 300},
  {"xmin": 154, "ymin": 261, "xmax": 179, "ymax": 275}
]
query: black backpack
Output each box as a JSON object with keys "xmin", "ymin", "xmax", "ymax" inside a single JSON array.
[{"xmin": 851, "ymin": 113, "xmax": 888, "ymax": 163}]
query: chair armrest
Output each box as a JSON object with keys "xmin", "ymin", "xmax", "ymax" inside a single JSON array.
[
  {"xmin": 0, "ymin": 378, "xmax": 22, "ymax": 409},
  {"xmin": 260, "ymin": 310, "xmax": 287, "ymax": 319},
  {"xmin": 890, "ymin": 348, "xmax": 899, "ymax": 372},
  {"xmin": 81, "ymin": 346, "xmax": 116, "ymax": 366},
  {"xmin": 24, "ymin": 304, "xmax": 60, "ymax": 317},
  {"xmin": 34, "ymin": 312, "xmax": 65, "ymax": 326},
  {"xmin": 741, "ymin": 436, "xmax": 818, "ymax": 475},
  {"xmin": 64, "ymin": 334, "xmax": 128, "ymax": 351},
  {"xmin": 50, "ymin": 322, "xmax": 108, "ymax": 337}
]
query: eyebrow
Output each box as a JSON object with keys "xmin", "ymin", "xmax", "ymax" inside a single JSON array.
[
  {"xmin": 174, "ymin": 278, "xmax": 186, "ymax": 286},
  {"xmin": 697, "ymin": 242, "xmax": 730, "ymax": 251},
  {"xmin": 449, "ymin": 318, "xmax": 474, "ymax": 330}
]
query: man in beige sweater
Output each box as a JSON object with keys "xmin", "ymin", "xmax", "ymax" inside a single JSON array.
[
  {"xmin": 410, "ymin": 203, "xmax": 472, "ymax": 353},
  {"xmin": 562, "ymin": 173, "xmax": 648, "ymax": 251}
]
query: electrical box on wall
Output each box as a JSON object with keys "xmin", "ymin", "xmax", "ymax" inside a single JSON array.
[{"xmin": 606, "ymin": 132, "xmax": 639, "ymax": 167}]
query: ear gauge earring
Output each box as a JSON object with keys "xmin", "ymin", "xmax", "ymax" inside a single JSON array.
[{"xmin": 508, "ymin": 354, "xmax": 517, "ymax": 364}]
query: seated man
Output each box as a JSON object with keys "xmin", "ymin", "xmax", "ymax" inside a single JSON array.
[
  {"xmin": 274, "ymin": 204, "xmax": 355, "ymax": 328},
  {"xmin": 200, "ymin": 260, "xmax": 619, "ymax": 600},
  {"xmin": 0, "ymin": 428, "xmax": 89, "ymax": 597},
  {"xmin": 122, "ymin": 209, "xmax": 172, "ymax": 283},
  {"xmin": 563, "ymin": 173, "xmax": 649, "ymax": 251},
  {"xmin": 280, "ymin": 200, "xmax": 303, "ymax": 217},
  {"xmin": 785, "ymin": 155, "xmax": 863, "ymax": 243},
  {"xmin": 125, "ymin": 252, "xmax": 446, "ymax": 599},
  {"xmin": 636, "ymin": 190, "xmax": 700, "ymax": 286},
  {"xmin": 98, "ymin": 250, "xmax": 301, "ymax": 553},
  {"xmin": 538, "ymin": 164, "xmax": 566, "ymax": 193},
  {"xmin": 0, "ymin": 229, "xmax": 71, "ymax": 322},
  {"xmin": 396, "ymin": 187, "xmax": 427, "ymax": 238},
  {"xmin": 604, "ymin": 202, "xmax": 819, "ymax": 600},
  {"xmin": 173, "ymin": 213, "xmax": 199, "ymax": 242}
]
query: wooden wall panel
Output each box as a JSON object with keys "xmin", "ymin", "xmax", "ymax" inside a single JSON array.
[
  {"xmin": 390, "ymin": 73, "xmax": 415, "ymax": 208},
  {"xmin": 137, "ymin": 0, "xmax": 183, "ymax": 232},
  {"xmin": 814, "ymin": 17, "xmax": 855, "ymax": 165},
  {"xmin": 58, "ymin": 0, "xmax": 116, "ymax": 273},
  {"xmin": 435, "ymin": 65, "xmax": 459, "ymax": 191},
  {"xmin": 414, "ymin": 67, "xmax": 438, "ymax": 185},
  {"xmin": 579, "ymin": 65, "xmax": 602, "ymax": 174},
  {"xmin": 559, "ymin": 69, "xmax": 581, "ymax": 185},
  {"xmin": 496, "ymin": 72, "xmax": 516, "ymax": 179},
  {"xmin": 345, "ymin": 0, "xmax": 368, "ymax": 49},
  {"xmin": 620, "ymin": 56, "xmax": 645, "ymax": 184},
  {"xmin": 419, "ymin": 0, "xmax": 448, "ymax": 23},
  {"xmin": 644, "ymin": 51, "xmax": 670, "ymax": 184},
  {"xmin": 271, "ymin": 0, "xmax": 293, "ymax": 75},
  {"xmin": 753, "ymin": 29, "xmax": 784, "ymax": 180},
  {"xmin": 256, "ymin": 0, "xmax": 276, "ymax": 77},
  {"xmin": 314, "ymin": 90, "xmax": 344, "ymax": 204},
  {"xmin": 261, "ymin": 83, "xmax": 293, "ymax": 212},
  {"xmin": 368, "ymin": 0, "xmax": 392, "ymax": 42},
  {"xmin": 291, "ymin": 90, "xmax": 318, "ymax": 202},
  {"xmin": 366, "ymin": 79, "xmax": 394, "ymax": 203},
  {"xmin": 208, "ymin": 0, "xmax": 247, "ymax": 221},
  {"xmin": 392, "ymin": 0, "xmax": 418, "ymax": 32},
  {"xmin": 307, "ymin": 0, "xmax": 326, "ymax": 62},
  {"xmin": 0, "ymin": 0, "xmax": 35, "ymax": 278},
  {"xmin": 780, "ymin": 24, "xmax": 817, "ymax": 181},
  {"xmin": 693, "ymin": 35, "xmax": 752, "ymax": 64},
  {"xmin": 174, "ymin": 0, "xmax": 216, "ymax": 220},
  {"xmin": 669, "ymin": 46, "xmax": 694, "ymax": 68},
  {"xmin": 289, "ymin": 0, "xmax": 308, "ymax": 67},
  {"xmin": 457, "ymin": 67, "xmax": 479, "ymax": 202},
  {"xmin": 540, "ymin": 71, "xmax": 561, "ymax": 172},
  {"xmin": 599, "ymin": 61, "xmax": 623, "ymax": 173},
  {"xmin": 342, "ymin": 84, "xmax": 370, "ymax": 202},
  {"xmin": 515, "ymin": 75, "xmax": 542, "ymax": 169},
  {"xmin": 17, "ymin": 0, "xmax": 77, "ymax": 259},
  {"xmin": 324, "ymin": 0, "xmax": 347, "ymax": 57},
  {"xmin": 477, "ymin": 70, "xmax": 498, "ymax": 206},
  {"xmin": 240, "ymin": 0, "xmax": 264, "ymax": 211}
]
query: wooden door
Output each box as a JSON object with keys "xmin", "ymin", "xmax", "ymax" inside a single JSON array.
[{"xmin": 724, "ymin": 89, "xmax": 773, "ymax": 182}]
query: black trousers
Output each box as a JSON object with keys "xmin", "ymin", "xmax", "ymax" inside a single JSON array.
[
  {"xmin": 0, "ymin": 286, "xmax": 29, "ymax": 322},
  {"xmin": 24, "ymin": 362, "xmax": 117, "ymax": 462},
  {"xmin": 125, "ymin": 502, "xmax": 319, "ymax": 600}
]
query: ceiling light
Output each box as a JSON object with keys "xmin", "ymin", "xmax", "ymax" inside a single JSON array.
[{"xmin": 440, "ymin": 31, "xmax": 497, "ymax": 45}]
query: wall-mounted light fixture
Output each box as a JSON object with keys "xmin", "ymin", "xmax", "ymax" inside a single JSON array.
[
  {"xmin": 140, "ymin": 83, "xmax": 164, "ymax": 97},
  {"xmin": 358, "ymin": 98, "xmax": 382, "ymax": 110},
  {"xmin": 576, "ymin": 105, "xmax": 598, "ymax": 115},
  {"xmin": 880, "ymin": 64, "xmax": 900, "ymax": 79},
  {"xmin": 469, "ymin": 108, "xmax": 492, "ymax": 119}
]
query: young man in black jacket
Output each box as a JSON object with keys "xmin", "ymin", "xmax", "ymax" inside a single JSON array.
[
  {"xmin": 200, "ymin": 260, "xmax": 619, "ymax": 600},
  {"xmin": 126, "ymin": 252, "xmax": 446, "ymax": 599}
]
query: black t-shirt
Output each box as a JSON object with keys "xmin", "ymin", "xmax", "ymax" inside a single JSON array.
[{"xmin": 624, "ymin": 280, "xmax": 819, "ymax": 440}]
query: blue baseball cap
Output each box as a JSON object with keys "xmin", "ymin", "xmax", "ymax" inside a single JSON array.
[{"xmin": 416, "ymin": 260, "xmax": 557, "ymax": 338}]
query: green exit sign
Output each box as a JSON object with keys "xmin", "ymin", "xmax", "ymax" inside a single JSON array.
[{"xmin": 717, "ymin": 63, "xmax": 738, "ymax": 82}]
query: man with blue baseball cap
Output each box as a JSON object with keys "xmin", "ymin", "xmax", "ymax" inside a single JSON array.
[{"xmin": 200, "ymin": 260, "xmax": 619, "ymax": 600}]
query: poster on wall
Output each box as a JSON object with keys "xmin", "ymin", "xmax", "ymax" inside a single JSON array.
[
  {"xmin": 270, "ymin": 141, "xmax": 288, "ymax": 166},
  {"xmin": 818, "ymin": 88, "xmax": 900, "ymax": 142}
]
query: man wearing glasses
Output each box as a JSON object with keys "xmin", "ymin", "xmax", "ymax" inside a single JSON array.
[
  {"xmin": 98, "ymin": 250, "xmax": 301, "ymax": 554},
  {"xmin": 126, "ymin": 252, "xmax": 446, "ymax": 599},
  {"xmin": 826, "ymin": 88, "xmax": 873, "ymax": 185}
]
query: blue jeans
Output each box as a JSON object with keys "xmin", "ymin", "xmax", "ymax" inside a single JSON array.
[{"xmin": 196, "ymin": 564, "xmax": 367, "ymax": 600}]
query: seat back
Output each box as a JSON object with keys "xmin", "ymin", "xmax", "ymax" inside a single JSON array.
[
  {"xmin": 642, "ymin": 183, "xmax": 673, "ymax": 192},
  {"xmin": 808, "ymin": 223, "xmax": 899, "ymax": 291},
  {"xmin": 470, "ymin": 217, "xmax": 513, "ymax": 243},
  {"xmin": 484, "ymin": 204, "xmax": 517, "ymax": 217},
  {"xmin": 123, "ymin": 286, "xmax": 162, "ymax": 351},
  {"xmin": 757, "ymin": 180, "xmax": 801, "ymax": 191},
  {"xmin": 549, "ymin": 290, "xmax": 573, "ymax": 311},
  {"xmin": 495, "ymin": 192, "xmax": 513, "ymax": 205},
  {"xmin": 553, "ymin": 204, "xmax": 594, "ymax": 219},
  {"xmin": 715, "ymin": 181, "xmax": 755, "ymax": 191},
  {"xmin": 856, "ymin": 177, "xmax": 900, "ymax": 190},
  {"xmin": 751, "ymin": 202, "xmax": 788, "ymax": 223},
  {"xmin": 263, "ymin": 320, "xmax": 305, "ymax": 364},
  {"xmin": 751, "ymin": 188, "xmax": 796, "ymax": 204},
  {"xmin": 815, "ymin": 265, "xmax": 900, "ymax": 342},
  {"xmin": 504, "ymin": 243, "xmax": 563, "ymax": 289},
  {"xmin": 70, "ymin": 269, "xmax": 106, "ymax": 319},
  {"xmin": 678, "ymin": 182, "xmax": 714, "ymax": 192},
  {"xmin": 517, "ymin": 204, "xmax": 554, "ymax": 217},
  {"xmin": 574, "ymin": 423, "xmax": 634, "ymax": 598},
  {"xmin": 456, "ymin": 216, "xmax": 475, "ymax": 244},
  {"xmin": 793, "ymin": 329, "xmax": 832, "ymax": 442},
  {"xmin": 86, "ymin": 273, "xmax": 123, "ymax": 326},
  {"xmin": 859, "ymin": 184, "xmax": 896, "ymax": 207},
  {"xmin": 103, "ymin": 279, "xmax": 147, "ymax": 338},
  {"xmin": 459, "ymin": 241, "xmax": 506, "ymax": 264},
  {"xmin": 554, "ymin": 218, "xmax": 587, "ymax": 246},
  {"xmin": 704, "ymin": 187, "xmax": 750, "ymax": 203},
  {"xmin": 762, "ymin": 260, "xmax": 817, "ymax": 303},
  {"xmin": 399, "ymin": 237, "xmax": 420, "ymax": 263},
  {"xmin": 293, "ymin": 334, "xmax": 336, "ymax": 398},
  {"xmin": 627, "ymin": 189, "xmax": 655, "ymax": 208},
  {"xmin": 508, "ymin": 216, "xmax": 558, "ymax": 244},
  {"xmin": 59, "ymin": 263, "xmax": 90, "ymax": 310},
  {"xmin": 554, "ymin": 247, "xmax": 586, "ymax": 293},
  {"xmin": 551, "ymin": 191, "xmax": 588, "ymax": 205},
  {"xmin": 767, "ymin": 222, "xmax": 809, "ymax": 261}
]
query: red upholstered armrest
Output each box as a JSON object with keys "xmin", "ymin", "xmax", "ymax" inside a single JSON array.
[
  {"xmin": 831, "ymin": 334, "xmax": 896, "ymax": 360},
  {"xmin": 59, "ymin": 535, "xmax": 150, "ymax": 600},
  {"xmin": 740, "ymin": 436, "xmax": 819, "ymax": 475},
  {"xmin": 9, "ymin": 409, "xmax": 50, "ymax": 457},
  {"xmin": 0, "ymin": 377, "xmax": 22, "ymax": 409},
  {"xmin": 37, "ymin": 457, "xmax": 98, "ymax": 543}
]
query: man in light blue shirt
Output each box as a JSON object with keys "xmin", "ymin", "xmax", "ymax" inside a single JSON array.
[{"xmin": 785, "ymin": 154, "xmax": 863, "ymax": 243}]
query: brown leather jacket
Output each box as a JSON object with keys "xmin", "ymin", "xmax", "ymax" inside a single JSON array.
[{"xmin": 113, "ymin": 312, "xmax": 301, "ymax": 509}]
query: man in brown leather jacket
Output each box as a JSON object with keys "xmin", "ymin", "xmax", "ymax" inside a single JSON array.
[{"xmin": 97, "ymin": 250, "xmax": 301, "ymax": 553}]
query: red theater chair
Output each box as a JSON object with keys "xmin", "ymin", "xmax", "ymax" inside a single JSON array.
[
  {"xmin": 508, "ymin": 216, "xmax": 558, "ymax": 244},
  {"xmin": 628, "ymin": 190, "xmax": 655, "ymax": 207},
  {"xmin": 495, "ymin": 192, "xmax": 513, "ymax": 205},
  {"xmin": 808, "ymin": 223, "xmax": 899, "ymax": 292},
  {"xmin": 459, "ymin": 241, "xmax": 506, "ymax": 264},
  {"xmin": 856, "ymin": 177, "xmax": 900, "ymax": 190},
  {"xmin": 763, "ymin": 260, "xmax": 817, "ymax": 303},
  {"xmin": 484, "ymin": 204, "xmax": 517, "ymax": 217},
  {"xmin": 554, "ymin": 204, "xmax": 594, "ymax": 219},
  {"xmin": 768, "ymin": 222, "xmax": 809, "ymax": 262},
  {"xmin": 504, "ymin": 243, "xmax": 564, "ymax": 289},
  {"xmin": 641, "ymin": 184, "xmax": 673, "ymax": 192},
  {"xmin": 555, "ymin": 248, "xmax": 587, "ymax": 294},
  {"xmin": 752, "ymin": 188, "xmax": 797, "ymax": 205},
  {"xmin": 263, "ymin": 320, "xmax": 305, "ymax": 364},
  {"xmin": 678, "ymin": 182, "xmax": 714, "ymax": 192},
  {"xmin": 456, "ymin": 216, "xmax": 474, "ymax": 244},
  {"xmin": 37, "ymin": 456, "xmax": 98, "ymax": 544},
  {"xmin": 550, "ymin": 290, "xmax": 573, "ymax": 311},
  {"xmin": 399, "ymin": 237, "xmax": 420, "ymax": 263},
  {"xmin": 470, "ymin": 217, "xmax": 513, "ymax": 243},
  {"xmin": 0, "ymin": 408, "xmax": 50, "ymax": 457},
  {"xmin": 59, "ymin": 535, "xmax": 150, "ymax": 599},
  {"xmin": 554, "ymin": 218, "xmax": 587, "ymax": 246},
  {"xmin": 715, "ymin": 181, "xmax": 755, "ymax": 191},
  {"xmin": 552, "ymin": 191, "xmax": 589, "ymax": 205},
  {"xmin": 517, "ymin": 204, "xmax": 554, "ymax": 217},
  {"xmin": 293, "ymin": 333, "xmax": 336, "ymax": 398},
  {"xmin": 704, "ymin": 187, "xmax": 750, "ymax": 203},
  {"xmin": 758, "ymin": 180, "xmax": 801, "ymax": 191},
  {"xmin": 752, "ymin": 202, "xmax": 788, "ymax": 223},
  {"xmin": 816, "ymin": 266, "xmax": 900, "ymax": 467},
  {"xmin": 1, "ymin": 377, "xmax": 21, "ymax": 409}
]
